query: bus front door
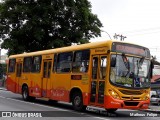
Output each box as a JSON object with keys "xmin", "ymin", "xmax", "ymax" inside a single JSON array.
[
  {"xmin": 42, "ymin": 60, "xmax": 52, "ymax": 97},
  {"xmin": 90, "ymin": 55, "xmax": 107, "ymax": 105},
  {"xmin": 16, "ymin": 62, "xmax": 22, "ymax": 93}
]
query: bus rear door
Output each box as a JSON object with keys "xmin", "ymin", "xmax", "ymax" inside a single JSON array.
[{"xmin": 90, "ymin": 55, "xmax": 107, "ymax": 106}]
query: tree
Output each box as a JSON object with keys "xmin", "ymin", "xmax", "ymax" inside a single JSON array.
[{"xmin": 0, "ymin": 0, "xmax": 102, "ymax": 55}]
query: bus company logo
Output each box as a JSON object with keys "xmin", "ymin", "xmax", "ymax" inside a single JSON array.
[
  {"xmin": 1, "ymin": 112, "xmax": 42, "ymax": 118},
  {"xmin": 2, "ymin": 112, "xmax": 11, "ymax": 117}
]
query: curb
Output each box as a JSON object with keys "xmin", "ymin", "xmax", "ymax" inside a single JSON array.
[
  {"xmin": 141, "ymin": 109, "xmax": 160, "ymax": 114},
  {"xmin": 0, "ymin": 87, "xmax": 7, "ymax": 91}
]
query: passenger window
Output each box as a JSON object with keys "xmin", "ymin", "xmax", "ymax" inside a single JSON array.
[
  {"xmin": 72, "ymin": 50, "xmax": 90, "ymax": 73},
  {"xmin": 53, "ymin": 54, "xmax": 57, "ymax": 72},
  {"xmin": 56, "ymin": 52, "xmax": 73, "ymax": 73},
  {"xmin": 8, "ymin": 59, "xmax": 16, "ymax": 73},
  {"xmin": 23, "ymin": 57, "xmax": 32, "ymax": 72},
  {"xmin": 31, "ymin": 56, "xmax": 42, "ymax": 73}
]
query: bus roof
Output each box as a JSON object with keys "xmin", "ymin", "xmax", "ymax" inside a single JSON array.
[{"xmin": 9, "ymin": 40, "xmax": 149, "ymax": 59}]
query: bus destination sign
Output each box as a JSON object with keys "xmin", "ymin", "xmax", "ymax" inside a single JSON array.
[{"xmin": 112, "ymin": 42, "xmax": 150, "ymax": 57}]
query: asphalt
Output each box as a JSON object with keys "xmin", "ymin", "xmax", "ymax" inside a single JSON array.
[
  {"xmin": 0, "ymin": 87, "xmax": 160, "ymax": 114},
  {"xmin": 0, "ymin": 87, "xmax": 6, "ymax": 91},
  {"xmin": 145, "ymin": 105, "xmax": 160, "ymax": 113}
]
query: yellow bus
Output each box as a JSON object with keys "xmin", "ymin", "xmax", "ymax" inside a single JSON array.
[{"xmin": 6, "ymin": 40, "xmax": 153, "ymax": 112}]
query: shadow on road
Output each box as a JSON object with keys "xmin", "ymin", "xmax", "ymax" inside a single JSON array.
[{"xmin": 11, "ymin": 97, "xmax": 150, "ymax": 118}]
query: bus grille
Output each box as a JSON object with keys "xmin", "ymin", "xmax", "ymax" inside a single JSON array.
[
  {"xmin": 119, "ymin": 89, "xmax": 143, "ymax": 95},
  {"xmin": 124, "ymin": 101, "xmax": 139, "ymax": 106},
  {"xmin": 122, "ymin": 96, "xmax": 140, "ymax": 100}
]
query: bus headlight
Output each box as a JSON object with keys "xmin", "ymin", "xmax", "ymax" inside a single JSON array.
[
  {"xmin": 109, "ymin": 89, "xmax": 120, "ymax": 99},
  {"xmin": 143, "ymin": 93, "xmax": 150, "ymax": 100}
]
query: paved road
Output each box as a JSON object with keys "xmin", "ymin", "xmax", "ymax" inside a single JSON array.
[{"xmin": 0, "ymin": 89, "xmax": 160, "ymax": 120}]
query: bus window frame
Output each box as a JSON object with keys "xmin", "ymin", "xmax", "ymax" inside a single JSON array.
[
  {"xmin": 56, "ymin": 52, "xmax": 73, "ymax": 73},
  {"xmin": 52, "ymin": 54, "xmax": 57, "ymax": 72},
  {"xmin": 72, "ymin": 49, "xmax": 90, "ymax": 73},
  {"xmin": 31, "ymin": 55, "xmax": 42, "ymax": 73},
  {"xmin": 23, "ymin": 56, "xmax": 32, "ymax": 73},
  {"xmin": 8, "ymin": 59, "xmax": 16, "ymax": 73}
]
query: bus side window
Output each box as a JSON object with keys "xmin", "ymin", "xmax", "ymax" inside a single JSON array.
[
  {"xmin": 72, "ymin": 49, "xmax": 90, "ymax": 73},
  {"xmin": 31, "ymin": 56, "xmax": 42, "ymax": 73},
  {"xmin": 56, "ymin": 52, "xmax": 73, "ymax": 73},
  {"xmin": 53, "ymin": 54, "xmax": 57, "ymax": 72},
  {"xmin": 23, "ymin": 57, "xmax": 32, "ymax": 72},
  {"xmin": 8, "ymin": 59, "xmax": 16, "ymax": 73}
]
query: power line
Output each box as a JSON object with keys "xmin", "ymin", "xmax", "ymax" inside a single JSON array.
[
  {"xmin": 115, "ymin": 27, "xmax": 160, "ymax": 37},
  {"xmin": 101, "ymin": 30, "xmax": 112, "ymax": 40},
  {"xmin": 126, "ymin": 30, "xmax": 160, "ymax": 36},
  {"xmin": 120, "ymin": 27, "xmax": 160, "ymax": 34}
]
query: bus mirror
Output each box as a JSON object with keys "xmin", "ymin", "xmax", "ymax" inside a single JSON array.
[
  {"xmin": 150, "ymin": 60, "xmax": 154, "ymax": 78},
  {"xmin": 111, "ymin": 57, "xmax": 116, "ymax": 67}
]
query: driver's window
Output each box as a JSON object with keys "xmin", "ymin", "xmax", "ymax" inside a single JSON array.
[{"xmin": 116, "ymin": 55, "xmax": 128, "ymax": 77}]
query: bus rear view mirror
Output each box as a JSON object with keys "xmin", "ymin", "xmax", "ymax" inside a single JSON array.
[
  {"xmin": 111, "ymin": 57, "xmax": 116, "ymax": 67},
  {"xmin": 150, "ymin": 60, "xmax": 154, "ymax": 78}
]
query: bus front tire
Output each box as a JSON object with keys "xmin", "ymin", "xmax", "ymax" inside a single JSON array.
[{"xmin": 72, "ymin": 92, "xmax": 86, "ymax": 111}]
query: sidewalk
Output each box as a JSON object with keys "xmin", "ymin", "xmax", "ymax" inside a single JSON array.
[
  {"xmin": 0, "ymin": 86, "xmax": 7, "ymax": 90},
  {"xmin": 143, "ymin": 105, "xmax": 160, "ymax": 113}
]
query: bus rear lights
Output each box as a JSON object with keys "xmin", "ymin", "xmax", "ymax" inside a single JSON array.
[{"xmin": 109, "ymin": 89, "xmax": 120, "ymax": 99}]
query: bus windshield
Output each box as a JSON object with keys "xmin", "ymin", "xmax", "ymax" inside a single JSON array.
[{"xmin": 110, "ymin": 54, "xmax": 151, "ymax": 88}]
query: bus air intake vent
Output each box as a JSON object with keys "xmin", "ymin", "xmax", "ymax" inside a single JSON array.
[
  {"xmin": 119, "ymin": 90, "xmax": 143, "ymax": 95},
  {"xmin": 124, "ymin": 101, "xmax": 139, "ymax": 106}
]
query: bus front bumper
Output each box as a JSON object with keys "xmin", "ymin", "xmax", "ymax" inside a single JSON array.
[{"xmin": 105, "ymin": 95, "xmax": 150, "ymax": 110}]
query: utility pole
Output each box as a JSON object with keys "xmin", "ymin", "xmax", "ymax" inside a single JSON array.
[{"xmin": 114, "ymin": 33, "xmax": 127, "ymax": 41}]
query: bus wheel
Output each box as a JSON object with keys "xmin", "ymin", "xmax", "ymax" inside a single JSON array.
[
  {"xmin": 105, "ymin": 108, "xmax": 117, "ymax": 113},
  {"xmin": 158, "ymin": 101, "xmax": 160, "ymax": 106},
  {"xmin": 22, "ymin": 86, "xmax": 35, "ymax": 101},
  {"xmin": 72, "ymin": 92, "xmax": 86, "ymax": 111},
  {"xmin": 22, "ymin": 86, "xmax": 29, "ymax": 101}
]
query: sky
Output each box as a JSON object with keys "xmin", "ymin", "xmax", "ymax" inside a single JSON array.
[
  {"xmin": 89, "ymin": 0, "xmax": 160, "ymax": 61},
  {"xmin": 1, "ymin": 0, "xmax": 160, "ymax": 61}
]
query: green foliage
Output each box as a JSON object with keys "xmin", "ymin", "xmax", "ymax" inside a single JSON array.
[{"xmin": 0, "ymin": 0, "xmax": 102, "ymax": 55}]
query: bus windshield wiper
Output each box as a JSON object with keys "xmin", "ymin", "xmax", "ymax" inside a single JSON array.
[
  {"xmin": 122, "ymin": 53, "xmax": 130, "ymax": 77},
  {"xmin": 139, "ymin": 57, "xmax": 144, "ymax": 68},
  {"xmin": 136, "ymin": 57, "xmax": 145, "ymax": 76}
]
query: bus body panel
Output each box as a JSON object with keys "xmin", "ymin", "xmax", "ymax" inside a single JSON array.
[
  {"xmin": 50, "ymin": 74, "xmax": 70, "ymax": 102},
  {"xmin": 6, "ymin": 75, "xmax": 16, "ymax": 93},
  {"xmin": 29, "ymin": 73, "xmax": 43, "ymax": 97}
]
